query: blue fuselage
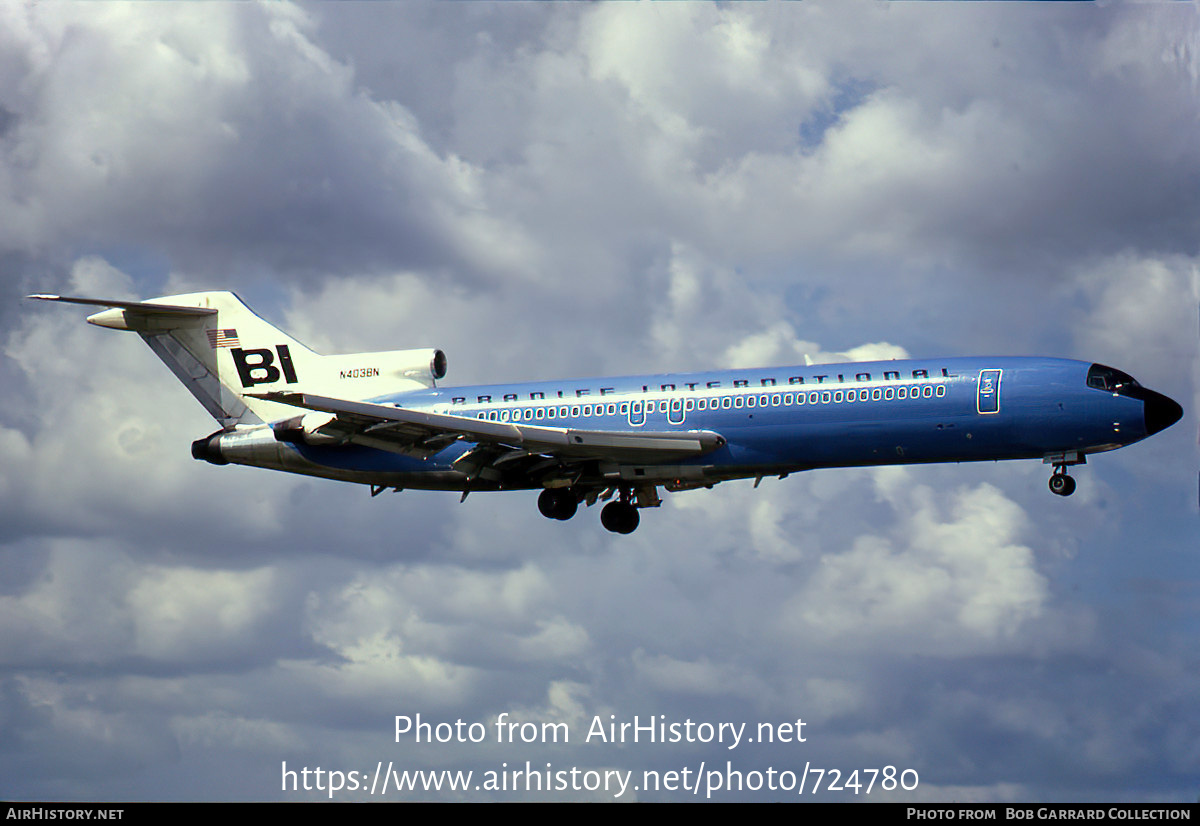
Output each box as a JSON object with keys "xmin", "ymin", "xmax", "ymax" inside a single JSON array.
[{"xmin": 278, "ymin": 356, "xmax": 1167, "ymax": 489}]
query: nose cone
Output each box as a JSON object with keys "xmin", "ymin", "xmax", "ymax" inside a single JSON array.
[{"xmin": 1143, "ymin": 389, "xmax": 1183, "ymax": 436}]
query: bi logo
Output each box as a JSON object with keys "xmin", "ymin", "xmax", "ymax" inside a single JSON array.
[{"xmin": 231, "ymin": 345, "xmax": 299, "ymax": 387}]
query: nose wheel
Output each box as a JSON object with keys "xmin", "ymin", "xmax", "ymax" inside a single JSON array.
[
  {"xmin": 1044, "ymin": 451, "xmax": 1084, "ymax": 498},
  {"xmin": 1048, "ymin": 469, "xmax": 1076, "ymax": 497}
]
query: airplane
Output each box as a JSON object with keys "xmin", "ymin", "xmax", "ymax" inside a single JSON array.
[{"xmin": 29, "ymin": 290, "xmax": 1183, "ymax": 534}]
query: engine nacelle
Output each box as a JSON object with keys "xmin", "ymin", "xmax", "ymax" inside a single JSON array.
[
  {"xmin": 316, "ymin": 348, "xmax": 447, "ymax": 396},
  {"xmin": 191, "ymin": 431, "xmax": 229, "ymax": 465},
  {"xmin": 272, "ymin": 413, "xmax": 341, "ymax": 446}
]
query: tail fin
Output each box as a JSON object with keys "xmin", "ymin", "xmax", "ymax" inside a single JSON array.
[{"xmin": 29, "ymin": 291, "xmax": 446, "ymax": 428}]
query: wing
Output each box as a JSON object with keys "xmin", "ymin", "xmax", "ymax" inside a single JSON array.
[{"xmin": 252, "ymin": 391, "xmax": 726, "ymax": 470}]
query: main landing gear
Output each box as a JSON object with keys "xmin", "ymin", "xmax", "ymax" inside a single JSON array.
[
  {"xmin": 537, "ymin": 486, "xmax": 648, "ymax": 533},
  {"xmin": 600, "ymin": 499, "xmax": 640, "ymax": 535},
  {"xmin": 537, "ymin": 488, "xmax": 578, "ymax": 521}
]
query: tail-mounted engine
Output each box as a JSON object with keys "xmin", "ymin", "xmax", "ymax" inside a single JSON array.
[{"xmin": 321, "ymin": 348, "xmax": 447, "ymax": 391}]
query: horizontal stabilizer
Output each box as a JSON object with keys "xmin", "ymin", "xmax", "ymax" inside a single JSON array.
[{"xmin": 27, "ymin": 294, "xmax": 216, "ymax": 320}]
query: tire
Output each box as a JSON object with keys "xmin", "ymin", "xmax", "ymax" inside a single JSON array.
[
  {"xmin": 538, "ymin": 489, "xmax": 578, "ymax": 520},
  {"xmin": 601, "ymin": 501, "xmax": 640, "ymax": 534},
  {"xmin": 1048, "ymin": 474, "xmax": 1075, "ymax": 497}
]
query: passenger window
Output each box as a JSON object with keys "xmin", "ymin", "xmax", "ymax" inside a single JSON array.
[
  {"xmin": 747, "ymin": 396, "xmax": 756, "ymax": 408},
  {"xmin": 885, "ymin": 388, "xmax": 894, "ymax": 400},
  {"xmin": 607, "ymin": 403, "xmax": 616, "ymax": 415},
  {"xmin": 722, "ymin": 397, "xmax": 731, "ymax": 409},
  {"xmin": 734, "ymin": 397, "xmax": 744, "ymax": 408},
  {"xmin": 784, "ymin": 394, "xmax": 794, "ymax": 405},
  {"xmin": 834, "ymin": 391, "xmax": 844, "ymax": 403},
  {"xmin": 936, "ymin": 386, "xmax": 945, "ymax": 397},
  {"xmin": 620, "ymin": 403, "xmax": 629, "ymax": 414},
  {"xmin": 898, "ymin": 387, "xmax": 907, "ymax": 399},
  {"xmin": 771, "ymin": 395, "xmax": 780, "ymax": 406},
  {"xmin": 571, "ymin": 406, "xmax": 580, "ymax": 417},
  {"xmin": 872, "ymin": 389, "xmax": 881, "ymax": 401},
  {"xmin": 923, "ymin": 386, "xmax": 932, "ymax": 398},
  {"xmin": 821, "ymin": 391, "xmax": 830, "ymax": 403}
]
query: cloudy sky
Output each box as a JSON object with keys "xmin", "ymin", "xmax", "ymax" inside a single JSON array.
[{"xmin": 1, "ymin": 0, "xmax": 1197, "ymax": 802}]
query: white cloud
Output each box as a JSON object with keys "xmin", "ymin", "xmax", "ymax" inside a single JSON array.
[
  {"xmin": 0, "ymin": 3, "xmax": 537, "ymax": 284},
  {"xmin": 0, "ymin": 540, "xmax": 298, "ymax": 671},
  {"xmin": 631, "ymin": 649, "xmax": 766, "ymax": 699},
  {"xmin": 785, "ymin": 473, "xmax": 1049, "ymax": 654},
  {"xmin": 128, "ymin": 566, "xmax": 280, "ymax": 661}
]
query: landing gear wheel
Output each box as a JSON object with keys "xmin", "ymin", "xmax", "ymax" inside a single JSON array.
[
  {"xmin": 538, "ymin": 489, "xmax": 578, "ymax": 520},
  {"xmin": 600, "ymin": 501, "xmax": 640, "ymax": 534},
  {"xmin": 1048, "ymin": 473, "xmax": 1076, "ymax": 497}
]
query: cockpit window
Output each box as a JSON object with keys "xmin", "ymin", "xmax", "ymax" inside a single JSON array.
[{"xmin": 1087, "ymin": 364, "xmax": 1141, "ymax": 394}]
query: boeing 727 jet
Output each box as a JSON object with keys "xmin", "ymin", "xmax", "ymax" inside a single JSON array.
[{"xmin": 30, "ymin": 291, "xmax": 1183, "ymax": 534}]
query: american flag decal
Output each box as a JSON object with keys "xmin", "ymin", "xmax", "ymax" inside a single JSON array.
[{"xmin": 207, "ymin": 328, "xmax": 240, "ymax": 348}]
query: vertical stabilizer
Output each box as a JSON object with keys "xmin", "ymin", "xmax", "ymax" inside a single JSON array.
[
  {"xmin": 29, "ymin": 291, "xmax": 447, "ymax": 428},
  {"xmin": 30, "ymin": 292, "xmax": 321, "ymax": 427}
]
